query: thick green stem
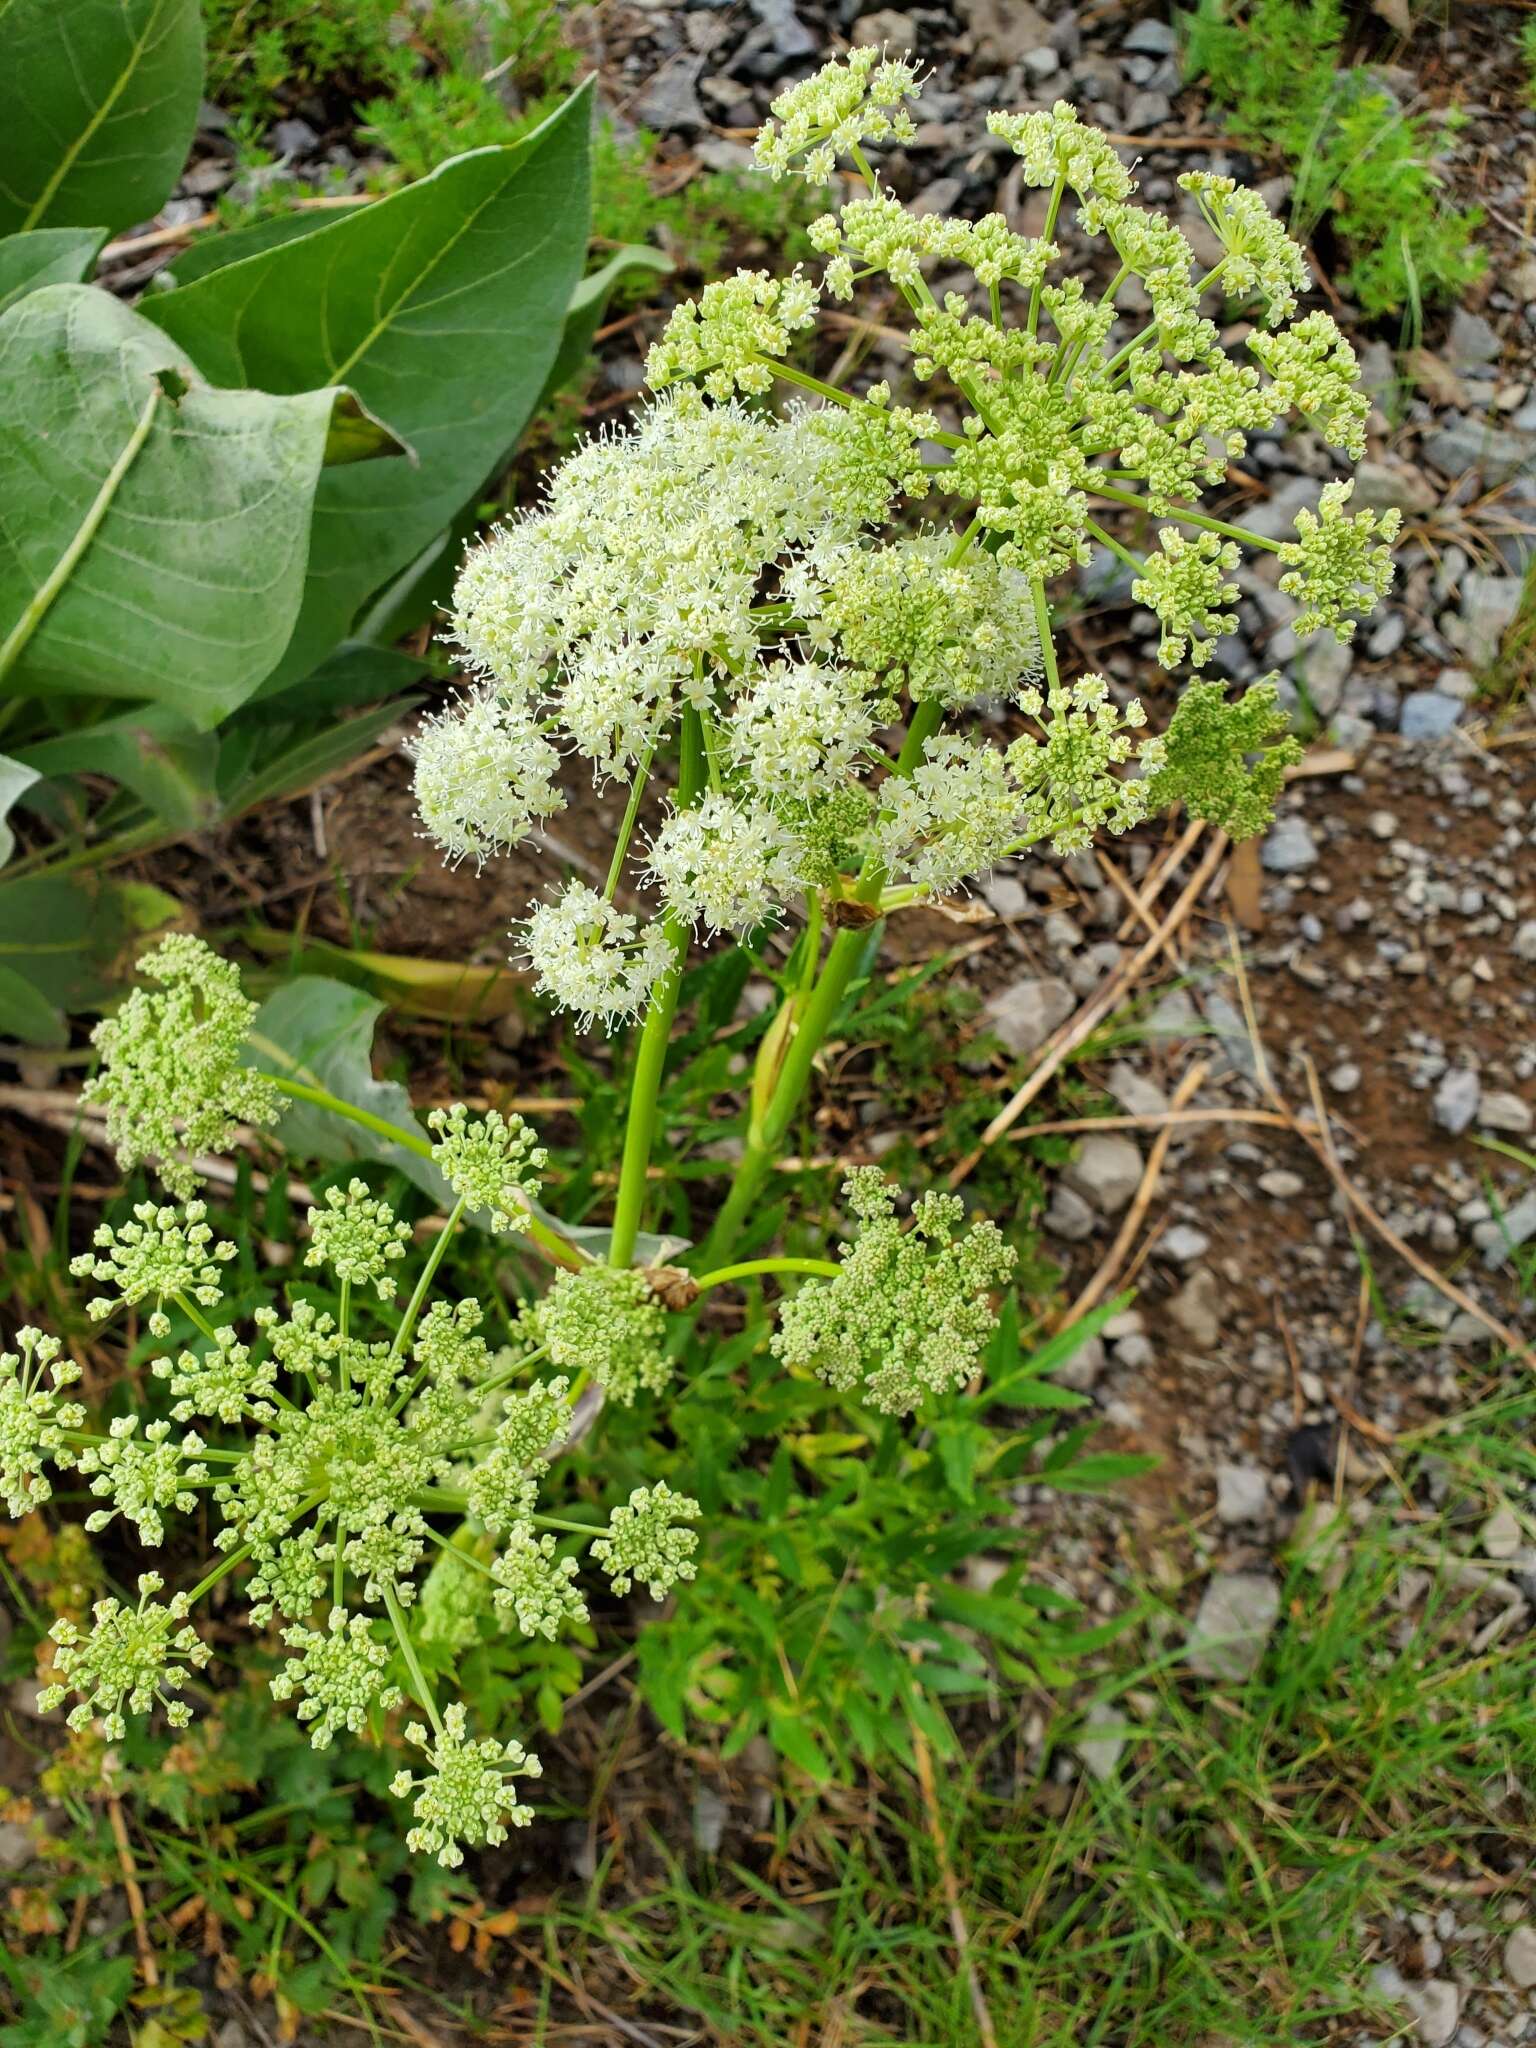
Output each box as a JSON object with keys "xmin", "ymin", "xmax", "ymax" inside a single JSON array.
[
  {"xmin": 697, "ymin": 697, "xmax": 945, "ymax": 1269},
  {"xmin": 606, "ymin": 711, "xmax": 705, "ymax": 1269},
  {"xmin": 693, "ymin": 1257, "xmax": 840, "ymax": 1291}
]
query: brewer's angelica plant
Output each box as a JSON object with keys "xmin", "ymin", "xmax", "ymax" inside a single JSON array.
[
  {"xmin": 20, "ymin": 51, "xmax": 1400, "ymax": 1861},
  {"xmin": 415, "ymin": 48, "xmax": 1395, "ymax": 1259}
]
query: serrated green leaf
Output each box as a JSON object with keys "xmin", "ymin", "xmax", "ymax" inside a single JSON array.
[
  {"xmin": 0, "ymin": 287, "xmax": 353, "ymax": 726},
  {"xmin": 144, "ymin": 93, "xmax": 594, "ymax": 689},
  {"xmin": 0, "ymin": 0, "xmax": 203, "ymax": 237},
  {"xmin": 0, "ymin": 227, "xmax": 106, "ymax": 315}
]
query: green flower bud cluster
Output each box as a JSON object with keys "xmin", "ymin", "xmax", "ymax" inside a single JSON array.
[
  {"xmin": 40, "ymin": 1572, "xmax": 211, "ymax": 1740},
  {"xmin": 753, "ymin": 45, "xmax": 920, "ymax": 183},
  {"xmin": 428, "ymin": 1104, "xmax": 548, "ymax": 1232},
  {"xmin": 391, "ymin": 1704, "xmax": 543, "ymax": 1867},
  {"xmin": 306, "ymin": 1179, "xmax": 413, "ymax": 1298},
  {"xmin": 532, "ymin": 1263, "xmax": 671, "ymax": 1407},
  {"xmin": 1133, "ymin": 530, "xmax": 1241, "ymax": 671},
  {"xmin": 21, "ymin": 1095, "xmax": 704, "ymax": 1865},
  {"xmin": 0, "ymin": 1328, "xmax": 84, "ymax": 1518},
  {"xmin": 590, "ymin": 1482, "xmax": 701, "ymax": 1601},
  {"xmin": 70, "ymin": 1199, "xmax": 236, "ymax": 1337},
  {"xmin": 1277, "ymin": 480, "xmax": 1401, "ymax": 641},
  {"xmin": 84, "ymin": 934, "xmax": 284, "ymax": 1199},
  {"xmin": 772, "ymin": 1169, "xmax": 1016, "ymax": 1415},
  {"xmin": 271, "ymin": 1607, "xmax": 402, "ymax": 1749}
]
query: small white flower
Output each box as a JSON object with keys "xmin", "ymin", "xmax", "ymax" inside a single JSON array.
[
  {"xmin": 520, "ymin": 884, "xmax": 675, "ymax": 1030},
  {"xmin": 410, "ymin": 690, "xmax": 564, "ymax": 868}
]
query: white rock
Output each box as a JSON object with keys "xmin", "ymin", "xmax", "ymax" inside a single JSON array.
[
  {"xmin": 1481, "ymin": 1505, "xmax": 1521, "ymax": 1560},
  {"xmin": 982, "ymin": 872, "xmax": 1027, "ymax": 918},
  {"xmin": 1107, "ymin": 1060, "xmax": 1169, "ymax": 1119},
  {"xmin": 1160, "ymin": 1224, "xmax": 1211, "ymax": 1263},
  {"xmin": 1433, "ymin": 1067, "xmax": 1481, "ymax": 1135},
  {"xmin": 1215, "ymin": 1463, "xmax": 1271, "ymax": 1525},
  {"xmin": 1503, "ymin": 1923, "xmax": 1536, "ymax": 1988},
  {"xmin": 1258, "ymin": 1169, "xmax": 1305, "ymax": 1199},
  {"xmin": 1073, "ymin": 1700, "xmax": 1126, "ymax": 1782},
  {"xmin": 1186, "ymin": 1573, "xmax": 1280, "ymax": 1681},
  {"xmin": 1044, "ymin": 1184, "xmax": 1096, "ymax": 1242},
  {"xmin": 1403, "ymin": 1979, "xmax": 1459, "ymax": 2047},
  {"xmin": 1055, "ymin": 1334, "xmax": 1106, "ymax": 1393},
  {"xmin": 1064, "ymin": 1133, "xmax": 1144, "ymax": 1215},
  {"xmin": 1478, "ymin": 1090, "xmax": 1533, "ymax": 1135},
  {"xmin": 1167, "ymin": 1269, "xmax": 1223, "ymax": 1350},
  {"xmin": 1261, "ymin": 815, "xmax": 1318, "ymax": 873},
  {"xmin": 982, "ymin": 976, "xmax": 1075, "ymax": 1057}
]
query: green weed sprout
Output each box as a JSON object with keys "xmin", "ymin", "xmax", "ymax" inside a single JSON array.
[{"xmin": 25, "ymin": 53, "xmax": 1401, "ymax": 1865}]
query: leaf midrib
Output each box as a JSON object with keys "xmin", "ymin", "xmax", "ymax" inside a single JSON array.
[{"xmin": 22, "ymin": 0, "xmax": 166, "ymax": 231}]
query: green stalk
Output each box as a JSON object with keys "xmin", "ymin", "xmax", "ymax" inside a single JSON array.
[
  {"xmin": 1083, "ymin": 517, "xmax": 1145, "ymax": 578},
  {"xmin": 383, "ymin": 1583, "xmax": 442, "ymax": 1735},
  {"xmin": 261, "ymin": 1070, "xmax": 582, "ymax": 1270},
  {"xmin": 606, "ymin": 710, "xmax": 705, "ymax": 1269},
  {"xmin": 1090, "ymin": 481, "xmax": 1282, "ymax": 553},
  {"xmin": 696, "ymin": 696, "xmax": 945, "ymax": 1269},
  {"xmin": 1028, "ymin": 175, "xmax": 1067, "ymax": 338},
  {"xmin": 693, "ymin": 1257, "xmax": 840, "ymax": 1291},
  {"xmin": 186, "ymin": 1543, "xmax": 254, "ymax": 1606}
]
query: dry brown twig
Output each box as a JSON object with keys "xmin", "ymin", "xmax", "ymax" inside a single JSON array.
[
  {"xmin": 950, "ymin": 826, "xmax": 1231, "ymax": 1186},
  {"xmin": 106, "ymin": 1792, "xmax": 159, "ymax": 1987}
]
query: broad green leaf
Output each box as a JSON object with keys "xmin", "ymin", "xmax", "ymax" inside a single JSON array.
[
  {"xmin": 0, "ymin": 227, "xmax": 107, "ymax": 315},
  {"xmin": 243, "ymin": 974, "xmax": 447, "ymax": 1197},
  {"xmin": 0, "ymin": 286, "xmax": 392, "ymax": 727},
  {"xmin": 158, "ymin": 202, "xmax": 371, "ymax": 287},
  {"xmin": 15, "ymin": 703, "xmax": 217, "ymax": 830},
  {"xmin": 536, "ymin": 242, "xmax": 671, "ymax": 409},
  {"xmin": 144, "ymin": 92, "xmax": 594, "ymax": 689},
  {"xmin": 0, "ymin": 962, "xmax": 65, "ymax": 1045},
  {"xmin": 0, "ymin": 0, "xmax": 203, "ymax": 236},
  {"xmin": 0, "ymin": 870, "xmax": 176, "ymax": 1027},
  {"xmin": 0, "ymin": 752, "xmax": 41, "ymax": 865}
]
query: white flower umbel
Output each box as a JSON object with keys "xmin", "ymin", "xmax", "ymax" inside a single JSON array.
[
  {"xmin": 413, "ymin": 51, "xmax": 1395, "ymax": 995},
  {"xmin": 647, "ymin": 794, "xmax": 801, "ymax": 937},
  {"xmin": 523, "ymin": 884, "xmax": 675, "ymax": 1029},
  {"xmin": 409, "ymin": 689, "xmax": 564, "ymax": 869}
]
